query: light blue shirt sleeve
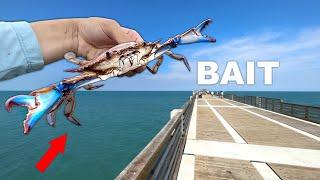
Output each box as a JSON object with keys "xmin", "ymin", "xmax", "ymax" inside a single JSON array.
[{"xmin": 0, "ymin": 21, "xmax": 44, "ymax": 81}]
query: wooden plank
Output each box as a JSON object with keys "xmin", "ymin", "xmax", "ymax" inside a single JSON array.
[
  {"xmin": 195, "ymin": 156, "xmax": 263, "ymax": 180},
  {"xmin": 207, "ymin": 95, "xmax": 249, "ymax": 107},
  {"xmin": 227, "ymin": 100, "xmax": 249, "ymax": 107},
  {"xmin": 223, "ymin": 93, "xmax": 320, "ymax": 124},
  {"xmin": 269, "ymin": 163, "xmax": 320, "ymax": 180},
  {"xmin": 196, "ymin": 107, "xmax": 234, "ymax": 142},
  {"xmin": 249, "ymin": 108, "xmax": 320, "ymax": 137},
  {"xmin": 185, "ymin": 140, "xmax": 320, "ymax": 168},
  {"xmin": 196, "ymin": 100, "xmax": 206, "ymax": 105},
  {"xmin": 206, "ymin": 99, "xmax": 231, "ymax": 106},
  {"xmin": 215, "ymin": 107, "xmax": 320, "ymax": 149}
]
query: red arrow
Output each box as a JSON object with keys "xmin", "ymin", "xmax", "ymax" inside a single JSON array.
[{"xmin": 35, "ymin": 133, "xmax": 68, "ymax": 173}]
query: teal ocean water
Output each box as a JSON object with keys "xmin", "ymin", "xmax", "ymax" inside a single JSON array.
[
  {"xmin": 1, "ymin": 91, "xmax": 319, "ymax": 180},
  {"xmin": 0, "ymin": 91, "xmax": 190, "ymax": 180}
]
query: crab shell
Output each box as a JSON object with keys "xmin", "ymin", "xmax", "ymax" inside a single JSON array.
[{"xmin": 71, "ymin": 41, "xmax": 160, "ymax": 75}]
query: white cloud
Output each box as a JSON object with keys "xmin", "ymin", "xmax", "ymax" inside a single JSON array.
[
  {"xmin": 193, "ymin": 27, "xmax": 320, "ymax": 62},
  {"xmin": 147, "ymin": 26, "xmax": 320, "ymax": 90}
]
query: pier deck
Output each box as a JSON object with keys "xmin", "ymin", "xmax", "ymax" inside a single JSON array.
[{"xmin": 178, "ymin": 95, "xmax": 320, "ymax": 180}]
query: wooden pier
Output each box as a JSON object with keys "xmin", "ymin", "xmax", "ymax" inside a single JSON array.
[
  {"xmin": 178, "ymin": 94, "xmax": 320, "ymax": 180},
  {"xmin": 117, "ymin": 92, "xmax": 320, "ymax": 180}
]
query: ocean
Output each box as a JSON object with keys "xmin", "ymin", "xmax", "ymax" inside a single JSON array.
[
  {"xmin": 0, "ymin": 91, "xmax": 319, "ymax": 179},
  {"xmin": 0, "ymin": 91, "xmax": 190, "ymax": 180}
]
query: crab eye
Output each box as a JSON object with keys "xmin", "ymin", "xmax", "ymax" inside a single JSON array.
[{"xmin": 106, "ymin": 52, "xmax": 111, "ymax": 58}]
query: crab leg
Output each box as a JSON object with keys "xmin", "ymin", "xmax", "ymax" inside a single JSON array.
[
  {"xmin": 46, "ymin": 96, "xmax": 66, "ymax": 127},
  {"xmin": 146, "ymin": 56, "xmax": 164, "ymax": 74},
  {"xmin": 63, "ymin": 71, "xmax": 97, "ymax": 84},
  {"xmin": 49, "ymin": 96, "xmax": 65, "ymax": 113},
  {"xmin": 75, "ymin": 70, "xmax": 116, "ymax": 89},
  {"xmin": 83, "ymin": 84, "xmax": 104, "ymax": 90},
  {"xmin": 64, "ymin": 52, "xmax": 89, "ymax": 65},
  {"xmin": 46, "ymin": 112, "xmax": 56, "ymax": 127},
  {"xmin": 165, "ymin": 51, "xmax": 191, "ymax": 71},
  {"xmin": 64, "ymin": 91, "xmax": 81, "ymax": 126},
  {"xmin": 29, "ymin": 85, "xmax": 56, "ymax": 96}
]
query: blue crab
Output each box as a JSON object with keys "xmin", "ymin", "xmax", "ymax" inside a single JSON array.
[{"xmin": 5, "ymin": 19, "xmax": 216, "ymax": 134}]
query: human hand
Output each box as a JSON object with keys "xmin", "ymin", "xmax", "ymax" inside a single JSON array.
[
  {"xmin": 32, "ymin": 17, "xmax": 146, "ymax": 76},
  {"xmin": 75, "ymin": 17, "xmax": 143, "ymax": 58},
  {"xmin": 75, "ymin": 17, "xmax": 146, "ymax": 76}
]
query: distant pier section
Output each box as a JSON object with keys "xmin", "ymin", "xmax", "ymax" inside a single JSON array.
[{"xmin": 117, "ymin": 91, "xmax": 320, "ymax": 180}]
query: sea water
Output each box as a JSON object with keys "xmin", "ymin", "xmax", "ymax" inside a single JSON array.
[
  {"xmin": 0, "ymin": 91, "xmax": 189, "ymax": 180},
  {"xmin": 0, "ymin": 91, "xmax": 319, "ymax": 179}
]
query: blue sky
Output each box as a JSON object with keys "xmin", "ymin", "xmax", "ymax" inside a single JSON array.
[{"xmin": 0, "ymin": 0, "xmax": 319, "ymax": 91}]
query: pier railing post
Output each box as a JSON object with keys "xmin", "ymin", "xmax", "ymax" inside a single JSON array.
[
  {"xmin": 116, "ymin": 94, "xmax": 196, "ymax": 180},
  {"xmin": 223, "ymin": 93, "xmax": 319, "ymax": 124},
  {"xmin": 171, "ymin": 109, "xmax": 184, "ymax": 135},
  {"xmin": 272, "ymin": 99, "xmax": 275, "ymax": 111},
  {"xmin": 305, "ymin": 106, "xmax": 309, "ymax": 120},
  {"xmin": 181, "ymin": 113, "xmax": 185, "ymax": 136}
]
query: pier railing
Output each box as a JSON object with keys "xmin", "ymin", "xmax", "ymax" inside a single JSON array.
[
  {"xmin": 116, "ymin": 94, "xmax": 196, "ymax": 180},
  {"xmin": 224, "ymin": 94, "xmax": 320, "ymax": 124}
]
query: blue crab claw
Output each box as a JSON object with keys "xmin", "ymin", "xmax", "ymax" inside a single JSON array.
[
  {"xmin": 179, "ymin": 19, "xmax": 216, "ymax": 44},
  {"xmin": 5, "ymin": 89, "xmax": 62, "ymax": 134}
]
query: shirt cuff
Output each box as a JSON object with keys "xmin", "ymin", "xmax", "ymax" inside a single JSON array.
[{"xmin": 10, "ymin": 22, "xmax": 44, "ymax": 73}]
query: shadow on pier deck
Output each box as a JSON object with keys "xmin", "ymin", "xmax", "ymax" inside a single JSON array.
[{"xmin": 117, "ymin": 92, "xmax": 320, "ymax": 180}]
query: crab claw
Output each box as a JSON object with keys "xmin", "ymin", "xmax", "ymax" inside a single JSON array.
[
  {"xmin": 5, "ymin": 89, "xmax": 63, "ymax": 134},
  {"xmin": 5, "ymin": 95, "xmax": 34, "ymax": 112},
  {"xmin": 179, "ymin": 19, "xmax": 216, "ymax": 44},
  {"xmin": 6, "ymin": 95, "xmax": 38, "ymax": 134}
]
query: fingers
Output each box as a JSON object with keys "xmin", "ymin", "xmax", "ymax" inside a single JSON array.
[
  {"xmin": 91, "ymin": 17, "xmax": 143, "ymax": 44},
  {"xmin": 121, "ymin": 27, "xmax": 144, "ymax": 43},
  {"xmin": 93, "ymin": 18, "xmax": 128, "ymax": 44},
  {"xmin": 85, "ymin": 18, "xmax": 146, "ymax": 78}
]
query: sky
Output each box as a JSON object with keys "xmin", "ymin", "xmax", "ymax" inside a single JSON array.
[{"xmin": 0, "ymin": 0, "xmax": 319, "ymax": 91}]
